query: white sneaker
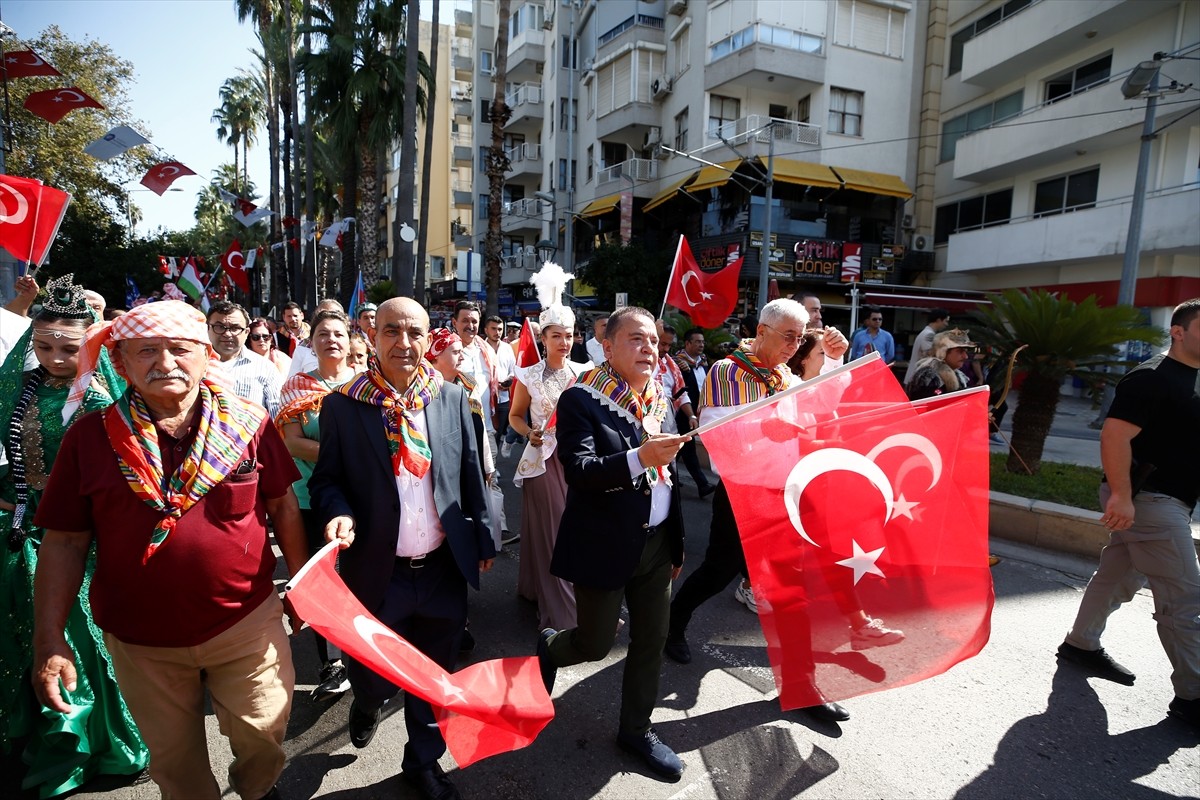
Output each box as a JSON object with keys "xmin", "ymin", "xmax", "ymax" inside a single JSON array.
[
  {"xmin": 734, "ymin": 580, "xmax": 758, "ymax": 614},
  {"xmin": 851, "ymin": 617, "xmax": 905, "ymax": 650},
  {"xmin": 500, "ymin": 440, "xmax": 514, "ymax": 458}
]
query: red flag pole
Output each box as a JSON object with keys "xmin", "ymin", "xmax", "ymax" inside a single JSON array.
[{"xmin": 659, "ymin": 233, "xmax": 685, "ymax": 319}]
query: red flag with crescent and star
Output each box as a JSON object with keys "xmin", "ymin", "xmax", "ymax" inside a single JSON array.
[
  {"xmin": 4, "ymin": 50, "xmax": 62, "ymax": 79},
  {"xmin": 141, "ymin": 161, "xmax": 196, "ymax": 195},
  {"xmin": 0, "ymin": 174, "xmax": 72, "ymax": 267},
  {"xmin": 22, "ymin": 87, "xmax": 104, "ymax": 123},
  {"xmin": 664, "ymin": 234, "xmax": 742, "ymax": 329},
  {"xmin": 698, "ymin": 356, "xmax": 993, "ymax": 710},
  {"xmin": 221, "ymin": 239, "xmax": 251, "ymax": 293},
  {"xmin": 285, "ymin": 543, "xmax": 555, "ymax": 767}
]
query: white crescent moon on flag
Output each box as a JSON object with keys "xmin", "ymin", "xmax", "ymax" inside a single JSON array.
[
  {"xmin": 56, "ymin": 89, "xmax": 86, "ymax": 103},
  {"xmin": 229, "ymin": 251, "xmax": 245, "ymax": 270},
  {"xmin": 352, "ymin": 615, "xmax": 428, "ymax": 692},
  {"xmin": 865, "ymin": 433, "xmax": 942, "ymax": 491},
  {"xmin": 0, "ymin": 185, "xmax": 30, "ymax": 226},
  {"xmin": 23, "ymin": 54, "xmax": 47, "ymax": 67},
  {"xmin": 679, "ymin": 270, "xmax": 701, "ymax": 306},
  {"xmin": 784, "ymin": 448, "xmax": 895, "ymax": 548},
  {"xmin": 158, "ymin": 165, "xmax": 181, "ymax": 178}
]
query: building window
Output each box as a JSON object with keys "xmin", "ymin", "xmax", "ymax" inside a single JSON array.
[
  {"xmin": 672, "ymin": 22, "xmax": 690, "ymax": 76},
  {"xmin": 559, "ymin": 98, "xmax": 577, "ymax": 132},
  {"xmin": 509, "ymin": 3, "xmax": 545, "ymax": 40},
  {"xmin": 934, "ymin": 188, "xmax": 1013, "ymax": 243},
  {"xmin": 558, "ymin": 158, "xmax": 576, "ymax": 191},
  {"xmin": 478, "ymin": 194, "xmax": 489, "ymax": 220},
  {"xmin": 674, "ymin": 107, "xmax": 689, "ymax": 151},
  {"xmin": 430, "ymin": 256, "xmax": 446, "ymax": 280},
  {"xmin": 707, "ymin": 94, "xmax": 740, "ymax": 138},
  {"xmin": 948, "ymin": 0, "xmax": 1033, "ymax": 75},
  {"xmin": 797, "ymin": 94, "xmax": 811, "ymax": 124},
  {"xmin": 1033, "ymin": 168, "xmax": 1099, "ymax": 217},
  {"xmin": 1044, "ymin": 54, "xmax": 1111, "ymax": 103},
  {"xmin": 478, "ymin": 99, "xmax": 492, "ymax": 123},
  {"xmin": 828, "ymin": 87, "xmax": 863, "ymax": 136},
  {"xmin": 550, "ymin": 101, "xmax": 554, "ymax": 133},
  {"xmin": 586, "ymin": 145, "xmax": 594, "ymax": 182},
  {"xmin": 709, "ymin": 23, "xmax": 822, "ymax": 64},
  {"xmin": 480, "ymin": 50, "xmax": 494, "ymax": 75},
  {"xmin": 561, "ymin": 36, "xmax": 577, "ymax": 69},
  {"xmin": 601, "ymin": 142, "xmax": 626, "ymax": 168},
  {"xmin": 940, "ymin": 91, "xmax": 1022, "ymax": 161},
  {"xmin": 478, "ymin": 146, "xmax": 489, "ymax": 172},
  {"xmin": 834, "ymin": 0, "xmax": 906, "ymax": 58}
]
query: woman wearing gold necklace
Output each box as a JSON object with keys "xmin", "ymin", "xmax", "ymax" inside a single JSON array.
[
  {"xmin": 277, "ymin": 309, "xmax": 357, "ymax": 700},
  {"xmin": 0, "ymin": 275, "xmax": 146, "ymax": 796},
  {"xmin": 509, "ymin": 263, "xmax": 592, "ymax": 631}
]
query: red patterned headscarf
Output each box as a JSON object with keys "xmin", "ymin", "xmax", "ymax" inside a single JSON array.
[{"xmin": 426, "ymin": 327, "xmax": 458, "ymax": 362}]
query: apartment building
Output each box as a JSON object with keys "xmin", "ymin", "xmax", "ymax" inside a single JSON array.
[{"xmin": 922, "ymin": 0, "xmax": 1200, "ymax": 327}]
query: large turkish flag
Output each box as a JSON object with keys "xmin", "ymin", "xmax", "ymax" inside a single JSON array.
[
  {"xmin": 699, "ymin": 358, "xmax": 993, "ymax": 709},
  {"xmin": 22, "ymin": 87, "xmax": 103, "ymax": 123},
  {"xmin": 285, "ymin": 543, "xmax": 554, "ymax": 766},
  {"xmin": 0, "ymin": 174, "xmax": 71, "ymax": 267},
  {"xmin": 664, "ymin": 235, "xmax": 741, "ymax": 329}
]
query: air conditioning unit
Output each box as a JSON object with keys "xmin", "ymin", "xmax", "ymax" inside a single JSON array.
[
  {"xmin": 912, "ymin": 233, "xmax": 933, "ymax": 252},
  {"xmin": 902, "ymin": 213, "xmax": 915, "ymax": 231},
  {"xmin": 652, "ymin": 144, "xmax": 668, "ymax": 160},
  {"xmin": 651, "ymin": 76, "xmax": 673, "ymax": 100},
  {"xmin": 644, "ymin": 126, "xmax": 662, "ymax": 148},
  {"xmin": 524, "ymin": 244, "xmax": 537, "ymax": 256},
  {"xmin": 667, "ymin": 0, "xmax": 688, "ymax": 15},
  {"xmin": 583, "ymin": 57, "xmax": 594, "ymax": 71}
]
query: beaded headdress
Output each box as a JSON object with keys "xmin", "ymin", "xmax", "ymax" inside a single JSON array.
[{"xmin": 40, "ymin": 273, "xmax": 95, "ymax": 321}]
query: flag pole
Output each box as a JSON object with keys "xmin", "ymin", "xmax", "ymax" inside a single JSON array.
[{"xmin": 659, "ymin": 233, "xmax": 684, "ymax": 319}]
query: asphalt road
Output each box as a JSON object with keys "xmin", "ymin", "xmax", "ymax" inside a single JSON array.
[{"xmin": 7, "ymin": 450, "xmax": 1199, "ymax": 800}]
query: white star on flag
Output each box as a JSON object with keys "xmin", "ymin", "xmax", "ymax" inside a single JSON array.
[
  {"xmin": 889, "ymin": 494, "xmax": 919, "ymax": 522},
  {"xmin": 836, "ymin": 539, "xmax": 886, "ymax": 585},
  {"xmin": 435, "ymin": 673, "xmax": 465, "ymax": 701}
]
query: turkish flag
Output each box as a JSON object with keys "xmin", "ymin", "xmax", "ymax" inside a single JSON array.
[
  {"xmin": 664, "ymin": 235, "xmax": 741, "ymax": 329},
  {"xmin": 221, "ymin": 239, "xmax": 251, "ymax": 293},
  {"xmin": 698, "ymin": 357, "xmax": 993, "ymax": 710},
  {"xmin": 141, "ymin": 161, "xmax": 196, "ymax": 195},
  {"xmin": 4, "ymin": 50, "xmax": 61, "ymax": 79},
  {"xmin": 23, "ymin": 87, "xmax": 104, "ymax": 123},
  {"xmin": 285, "ymin": 543, "xmax": 554, "ymax": 766},
  {"xmin": 516, "ymin": 318, "xmax": 540, "ymax": 368},
  {"xmin": 0, "ymin": 174, "xmax": 71, "ymax": 267}
]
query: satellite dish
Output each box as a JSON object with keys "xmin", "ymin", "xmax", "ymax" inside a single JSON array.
[{"xmin": 399, "ymin": 222, "xmax": 417, "ymax": 243}]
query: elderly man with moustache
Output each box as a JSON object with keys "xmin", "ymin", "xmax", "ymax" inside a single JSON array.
[
  {"xmin": 31, "ymin": 300, "xmax": 307, "ymax": 800},
  {"xmin": 664, "ymin": 298, "xmax": 866, "ymax": 722},
  {"xmin": 536, "ymin": 306, "xmax": 691, "ymax": 781},
  {"xmin": 310, "ymin": 298, "xmax": 494, "ymax": 800}
]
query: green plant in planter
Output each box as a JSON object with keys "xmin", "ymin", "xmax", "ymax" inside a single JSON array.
[{"xmin": 971, "ymin": 289, "xmax": 1164, "ymax": 475}]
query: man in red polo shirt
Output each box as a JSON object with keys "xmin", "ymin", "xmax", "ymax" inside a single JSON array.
[{"xmin": 31, "ymin": 301, "xmax": 308, "ymax": 800}]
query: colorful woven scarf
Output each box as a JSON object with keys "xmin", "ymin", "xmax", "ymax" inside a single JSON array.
[
  {"xmin": 104, "ymin": 379, "xmax": 266, "ymax": 563},
  {"xmin": 275, "ymin": 372, "xmax": 332, "ymax": 429},
  {"xmin": 728, "ymin": 341, "xmax": 790, "ymax": 396},
  {"xmin": 338, "ymin": 361, "xmax": 443, "ymax": 477},
  {"xmin": 575, "ymin": 362, "xmax": 670, "ymax": 483}
]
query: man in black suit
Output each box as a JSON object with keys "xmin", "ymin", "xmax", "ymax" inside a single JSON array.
[
  {"xmin": 537, "ymin": 306, "xmax": 691, "ymax": 782},
  {"xmin": 309, "ymin": 297, "xmax": 495, "ymax": 800},
  {"xmin": 673, "ymin": 327, "xmax": 715, "ymax": 497}
]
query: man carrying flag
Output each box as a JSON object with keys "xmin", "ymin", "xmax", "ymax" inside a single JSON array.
[
  {"xmin": 663, "ymin": 298, "xmax": 865, "ymax": 721},
  {"xmin": 309, "ymin": 298, "xmax": 495, "ymax": 800}
]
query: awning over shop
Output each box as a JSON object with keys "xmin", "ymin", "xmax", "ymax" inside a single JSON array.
[
  {"xmin": 862, "ymin": 291, "xmax": 989, "ymax": 313},
  {"xmin": 771, "ymin": 158, "xmax": 841, "ymax": 189},
  {"xmin": 643, "ymin": 170, "xmax": 699, "ymax": 212},
  {"xmin": 831, "ymin": 167, "xmax": 913, "ymax": 199},
  {"xmin": 686, "ymin": 159, "xmax": 743, "ymax": 193},
  {"xmin": 578, "ymin": 193, "xmax": 622, "ymax": 218}
]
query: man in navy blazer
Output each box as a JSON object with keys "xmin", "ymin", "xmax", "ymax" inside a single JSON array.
[
  {"xmin": 310, "ymin": 297, "xmax": 494, "ymax": 800},
  {"xmin": 538, "ymin": 306, "xmax": 691, "ymax": 782}
]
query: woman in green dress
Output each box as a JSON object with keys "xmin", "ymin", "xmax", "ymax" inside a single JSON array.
[{"xmin": 0, "ymin": 274, "xmax": 147, "ymax": 797}]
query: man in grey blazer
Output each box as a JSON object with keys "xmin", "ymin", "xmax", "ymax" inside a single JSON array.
[{"xmin": 309, "ymin": 297, "xmax": 494, "ymax": 800}]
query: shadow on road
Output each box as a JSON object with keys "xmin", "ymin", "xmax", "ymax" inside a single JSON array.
[{"xmin": 955, "ymin": 665, "xmax": 1194, "ymax": 800}]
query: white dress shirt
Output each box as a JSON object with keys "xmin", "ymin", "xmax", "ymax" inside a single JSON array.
[{"xmin": 624, "ymin": 449, "xmax": 671, "ymax": 527}]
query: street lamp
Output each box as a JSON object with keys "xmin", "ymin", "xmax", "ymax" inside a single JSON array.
[
  {"xmin": 536, "ymin": 238, "xmax": 557, "ymax": 263},
  {"xmin": 1115, "ymin": 55, "xmax": 1162, "ymax": 309}
]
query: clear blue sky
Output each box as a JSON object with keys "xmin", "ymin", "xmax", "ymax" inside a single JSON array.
[{"xmin": 4, "ymin": 0, "xmax": 268, "ymax": 235}]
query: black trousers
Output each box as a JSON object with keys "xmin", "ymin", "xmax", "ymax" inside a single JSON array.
[
  {"xmin": 668, "ymin": 481, "xmax": 746, "ymax": 636},
  {"xmin": 676, "ymin": 436, "xmax": 711, "ymax": 490},
  {"xmin": 346, "ymin": 544, "xmax": 467, "ymax": 772}
]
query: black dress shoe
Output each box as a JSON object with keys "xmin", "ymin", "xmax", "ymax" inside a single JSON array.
[
  {"xmin": 459, "ymin": 628, "xmax": 476, "ymax": 655},
  {"xmin": 255, "ymin": 786, "xmax": 282, "ymax": 800},
  {"xmin": 536, "ymin": 628, "xmax": 557, "ymax": 694},
  {"xmin": 617, "ymin": 727, "xmax": 683, "ymax": 781},
  {"xmin": 664, "ymin": 634, "xmax": 691, "ymax": 664},
  {"xmin": 1057, "ymin": 642, "xmax": 1136, "ymax": 685},
  {"xmin": 348, "ymin": 700, "xmax": 381, "ymax": 748},
  {"xmin": 803, "ymin": 701, "xmax": 850, "ymax": 722},
  {"xmin": 402, "ymin": 763, "xmax": 462, "ymax": 800},
  {"xmin": 1168, "ymin": 696, "xmax": 1200, "ymax": 732}
]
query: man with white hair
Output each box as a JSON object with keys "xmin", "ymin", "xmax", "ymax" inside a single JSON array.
[
  {"xmin": 664, "ymin": 298, "xmax": 886, "ymax": 722},
  {"xmin": 83, "ymin": 289, "xmax": 106, "ymax": 318},
  {"xmin": 32, "ymin": 300, "xmax": 308, "ymax": 800}
]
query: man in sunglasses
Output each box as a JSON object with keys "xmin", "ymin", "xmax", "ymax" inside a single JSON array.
[{"xmin": 208, "ymin": 300, "xmax": 282, "ymax": 416}]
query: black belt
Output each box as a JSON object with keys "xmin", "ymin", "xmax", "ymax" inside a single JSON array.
[
  {"xmin": 395, "ymin": 543, "xmax": 446, "ymax": 570},
  {"xmin": 643, "ymin": 524, "xmax": 659, "ymax": 537}
]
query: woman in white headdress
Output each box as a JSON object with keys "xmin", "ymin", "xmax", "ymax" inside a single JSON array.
[{"xmin": 508, "ymin": 263, "xmax": 591, "ymax": 630}]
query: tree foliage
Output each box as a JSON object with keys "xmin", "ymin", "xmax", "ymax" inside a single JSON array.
[{"xmin": 574, "ymin": 242, "xmax": 671, "ymax": 312}]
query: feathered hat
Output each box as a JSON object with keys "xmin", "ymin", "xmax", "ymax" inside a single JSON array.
[{"xmin": 529, "ymin": 261, "xmax": 575, "ymax": 332}]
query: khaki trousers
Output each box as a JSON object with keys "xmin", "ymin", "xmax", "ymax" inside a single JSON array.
[{"xmin": 104, "ymin": 592, "xmax": 295, "ymax": 800}]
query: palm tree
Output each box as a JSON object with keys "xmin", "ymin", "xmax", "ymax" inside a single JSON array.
[
  {"xmin": 412, "ymin": 0, "xmax": 440, "ymax": 300},
  {"xmin": 484, "ymin": 0, "xmax": 513, "ymax": 318},
  {"xmin": 212, "ymin": 75, "xmax": 261, "ymax": 195},
  {"xmin": 971, "ymin": 289, "xmax": 1165, "ymax": 474}
]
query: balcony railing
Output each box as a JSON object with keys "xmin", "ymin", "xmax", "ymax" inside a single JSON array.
[
  {"xmin": 502, "ymin": 197, "xmax": 548, "ymax": 217},
  {"xmin": 697, "ymin": 115, "xmax": 821, "ymax": 156},
  {"xmin": 506, "ymin": 142, "xmax": 543, "ymax": 164},
  {"xmin": 505, "ymin": 82, "xmax": 543, "ymax": 108},
  {"xmin": 598, "ymin": 14, "xmax": 664, "ymax": 47},
  {"xmin": 597, "ymin": 158, "xmax": 658, "ymax": 184}
]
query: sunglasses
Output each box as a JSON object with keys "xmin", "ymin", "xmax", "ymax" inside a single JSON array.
[{"xmin": 248, "ymin": 333, "xmax": 273, "ymax": 342}]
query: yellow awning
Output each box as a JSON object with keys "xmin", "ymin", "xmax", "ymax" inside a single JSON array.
[
  {"xmin": 686, "ymin": 159, "xmax": 744, "ymax": 193},
  {"xmin": 771, "ymin": 158, "xmax": 841, "ymax": 189},
  {"xmin": 643, "ymin": 170, "xmax": 699, "ymax": 212},
  {"xmin": 578, "ymin": 193, "xmax": 622, "ymax": 218},
  {"xmin": 830, "ymin": 167, "xmax": 913, "ymax": 199}
]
